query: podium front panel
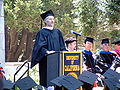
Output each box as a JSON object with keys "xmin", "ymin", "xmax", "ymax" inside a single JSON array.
[
  {"xmin": 61, "ymin": 51, "xmax": 82, "ymax": 79},
  {"xmin": 47, "ymin": 53, "xmax": 59, "ymax": 87}
]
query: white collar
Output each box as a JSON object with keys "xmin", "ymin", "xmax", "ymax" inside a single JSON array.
[
  {"xmin": 43, "ymin": 27, "xmax": 53, "ymax": 30},
  {"xmin": 66, "ymin": 48, "xmax": 70, "ymax": 51}
]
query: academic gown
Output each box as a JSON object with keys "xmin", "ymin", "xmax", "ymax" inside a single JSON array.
[
  {"xmin": 111, "ymin": 50, "xmax": 120, "ymax": 72},
  {"xmin": 31, "ymin": 28, "xmax": 66, "ymax": 87},
  {"xmin": 82, "ymin": 50, "xmax": 97, "ymax": 73},
  {"xmin": 82, "ymin": 50, "xmax": 96, "ymax": 90},
  {"xmin": 94, "ymin": 50, "xmax": 115, "ymax": 74},
  {"xmin": 112, "ymin": 49, "xmax": 120, "ymax": 57}
]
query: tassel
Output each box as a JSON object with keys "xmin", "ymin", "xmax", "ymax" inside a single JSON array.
[
  {"xmin": 93, "ymin": 41, "xmax": 96, "ymax": 53},
  {"xmin": 0, "ymin": 73, "xmax": 4, "ymax": 79},
  {"xmin": 41, "ymin": 20, "xmax": 43, "ymax": 29},
  {"xmin": 93, "ymin": 81, "xmax": 98, "ymax": 87}
]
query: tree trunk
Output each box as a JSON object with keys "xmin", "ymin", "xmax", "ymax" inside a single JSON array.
[
  {"xmin": 14, "ymin": 28, "xmax": 27, "ymax": 61},
  {"xmin": 21, "ymin": 29, "xmax": 33, "ymax": 62},
  {"xmin": 5, "ymin": 26, "xmax": 34, "ymax": 62},
  {"xmin": 6, "ymin": 28, "xmax": 19, "ymax": 62},
  {"xmin": 5, "ymin": 25, "xmax": 9, "ymax": 61}
]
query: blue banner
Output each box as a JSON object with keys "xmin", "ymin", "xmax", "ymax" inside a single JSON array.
[{"xmin": 62, "ymin": 52, "xmax": 82, "ymax": 79}]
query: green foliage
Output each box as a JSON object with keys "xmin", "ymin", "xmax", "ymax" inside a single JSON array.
[
  {"xmin": 4, "ymin": 0, "xmax": 44, "ymax": 32},
  {"xmin": 29, "ymin": 65, "xmax": 39, "ymax": 84},
  {"xmin": 96, "ymin": 0, "xmax": 120, "ymax": 31},
  {"xmin": 110, "ymin": 30, "xmax": 120, "ymax": 40},
  {"xmin": 105, "ymin": 0, "xmax": 120, "ymax": 25},
  {"xmin": 72, "ymin": 0, "xmax": 101, "ymax": 37},
  {"xmin": 72, "ymin": 0, "xmax": 120, "ymax": 40}
]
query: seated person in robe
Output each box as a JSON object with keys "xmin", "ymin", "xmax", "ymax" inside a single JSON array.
[{"xmin": 94, "ymin": 38, "xmax": 115, "ymax": 74}]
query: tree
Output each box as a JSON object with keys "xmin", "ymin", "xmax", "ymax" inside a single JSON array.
[
  {"xmin": 71, "ymin": 0, "xmax": 120, "ymax": 51},
  {"xmin": 72, "ymin": 0, "xmax": 105, "ymax": 37},
  {"xmin": 4, "ymin": 0, "xmax": 44, "ymax": 61},
  {"xmin": 105, "ymin": 0, "xmax": 120, "ymax": 25},
  {"xmin": 97, "ymin": 0, "xmax": 120, "ymax": 31}
]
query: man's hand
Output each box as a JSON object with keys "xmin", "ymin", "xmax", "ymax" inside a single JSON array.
[{"xmin": 46, "ymin": 51, "xmax": 55, "ymax": 54}]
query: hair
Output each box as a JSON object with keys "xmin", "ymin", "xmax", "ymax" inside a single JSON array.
[
  {"xmin": 66, "ymin": 42, "xmax": 73, "ymax": 48},
  {"xmin": 84, "ymin": 40, "xmax": 87, "ymax": 44},
  {"xmin": 66, "ymin": 43, "xmax": 69, "ymax": 48},
  {"xmin": 44, "ymin": 16, "xmax": 49, "ymax": 22},
  {"xmin": 44, "ymin": 17, "xmax": 48, "ymax": 25}
]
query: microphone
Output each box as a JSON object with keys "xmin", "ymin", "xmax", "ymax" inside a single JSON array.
[{"xmin": 70, "ymin": 30, "xmax": 81, "ymax": 36}]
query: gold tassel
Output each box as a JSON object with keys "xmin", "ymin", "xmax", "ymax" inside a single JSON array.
[{"xmin": 93, "ymin": 41, "xmax": 96, "ymax": 53}]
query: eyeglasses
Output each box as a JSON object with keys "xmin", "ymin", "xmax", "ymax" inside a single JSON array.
[{"xmin": 104, "ymin": 43, "xmax": 109, "ymax": 46}]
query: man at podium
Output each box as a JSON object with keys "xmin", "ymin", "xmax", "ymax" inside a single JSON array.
[{"xmin": 31, "ymin": 10, "xmax": 66, "ymax": 87}]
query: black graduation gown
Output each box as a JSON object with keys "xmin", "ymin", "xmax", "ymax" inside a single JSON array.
[
  {"xmin": 94, "ymin": 51, "xmax": 115, "ymax": 74},
  {"xmin": 82, "ymin": 50, "xmax": 96, "ymax": 73},
  {"xmin": 82, "ymin": 50, "xmax": 95, "ymax": 90},
  {"xmin": 31, "ymin": 28, "xmax": 66, "ymax": 87}
]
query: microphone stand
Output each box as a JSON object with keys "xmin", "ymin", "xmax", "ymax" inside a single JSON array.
[
  {"xmin": 70, "ymin": 30, "xmax": 82, "ymax": 51},
  {"xmin": 76, "ymin": 34, "xmax": 78, "ymax": 51}
]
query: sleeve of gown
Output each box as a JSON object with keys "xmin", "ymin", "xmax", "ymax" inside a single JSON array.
[
  {"xmin": 31, "ymin": 31, "xmax": 47, "ymax": 68},
  {"xmin": 58, "ymin": 30, "xmax": 66, "ymax": 51},
  {"xmin": 94, "ymin": 52, "xmax": 109, "ymax": 74}
]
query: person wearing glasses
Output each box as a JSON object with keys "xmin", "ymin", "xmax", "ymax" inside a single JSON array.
[{"xmin": 94, "ymin": 38, "xmax": 115, "ymax": 74}]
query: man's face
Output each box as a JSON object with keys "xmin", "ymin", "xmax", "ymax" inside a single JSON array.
[
  {"xmin": 44, "ymin": 16, "xmax": 54, "ymax": 27},
  {"xmin": 101, "ymin": 43, "xmax": 110, "ymax": 52},
  {"xmin": 84, "ymin": 41, "xmax": 92, "ymax": 51},
  {"xmin": 115, "ymin": 43, "xmax": 120, "ymax": 51},
  {"xmin": 68, "ymin": 41, "xmax": 76, "ymax": 51}
]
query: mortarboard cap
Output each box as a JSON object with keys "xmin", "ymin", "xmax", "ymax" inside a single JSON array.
[
  {"xmin": 112, "ymin": 39, "xmax": 120, "ymax": 44},
  {"xmin": 103, "ymin": 69, "xmax": 120, "ymax": 80},
  {"xmin": 60, "ymin": 75, "xmax": 83, "ymax": 90},
  {"xmin": 15, "ymin": 76, "xmax": 37, "ymax": 90},
  {"xmin": 40, "ymin": 10, "xmax": 54, "ymax": 20},
  {"xmin": 3, "ymin": 80, "xmax": 15, "ymax": 90},
  {"xmin": 102, "ymin": 78, "xmax": 118, "ymax": 90},
  {"xmin": 65, "ymin": 37, "xmax": 77, "ymax": 44},
  {"xmin": 51, "ymin": 75, "xmax": 83, "ymax": 90},
  {"xmin": 50, "ymin": 75, "xmax": 66, "ymax": 87},
  {"xmin": 84, "ymin": 37, "xmax": 94, "ymax": 43},
  {"xmin": 78, "ymin": 71, "xmax": 98, "ymax": 85},
  {"xmin": 101, "ymin": 38, "xmax": 110, "ymax": 44}
]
